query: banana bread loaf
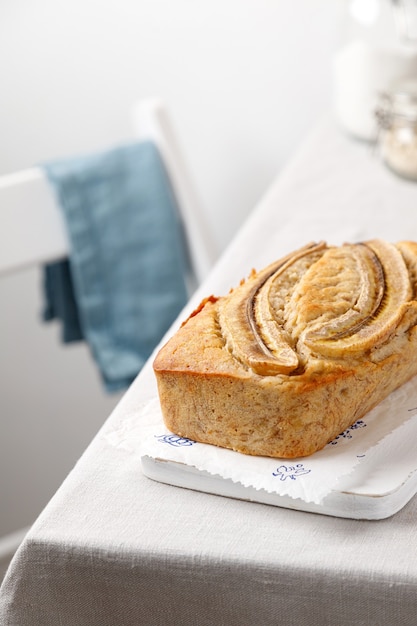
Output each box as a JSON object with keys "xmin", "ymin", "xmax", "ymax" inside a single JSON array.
[{"xmin": 153, "ymin": 240, "xmax": 417, "ymax": 458}]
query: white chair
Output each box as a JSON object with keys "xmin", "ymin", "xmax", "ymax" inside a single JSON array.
[
  {"xmin": 0, "ymin": 98, "xmax": 218, "ymax": 579},
  {"xmin": 0, "ymin": 98, "xmax": 217, "ymax": 292}
]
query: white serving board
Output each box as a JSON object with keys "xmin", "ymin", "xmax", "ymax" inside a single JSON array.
[
  {"xmin": 141, "ymin": 412, "xmax": 417, "ymax": 520},
  {"xmin": 141, "ymin": 455, "xmax": 417, "ymax": 520}
]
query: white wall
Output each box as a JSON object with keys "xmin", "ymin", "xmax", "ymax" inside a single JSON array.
[{"xmin": 0, "ymin": 0, "xmax": 345, "ymax": 539}]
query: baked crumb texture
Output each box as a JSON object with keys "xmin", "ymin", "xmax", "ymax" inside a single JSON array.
[{"xmin": 153, "ymin": 240, "xmax": 417, "ymax": 458}]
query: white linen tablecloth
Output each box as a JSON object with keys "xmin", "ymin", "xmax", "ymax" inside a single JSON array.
[{"xmin": 1, "ymin": 118, "xmax": 417, "ymax": 626}]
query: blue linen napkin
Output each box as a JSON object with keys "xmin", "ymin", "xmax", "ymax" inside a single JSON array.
[{"xmin": 42, "ymin": 141, "xmax": 189, "ymax": 392}]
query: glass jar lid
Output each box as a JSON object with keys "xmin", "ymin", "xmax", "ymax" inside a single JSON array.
[{"xmin": 376, "ymin": 78, "xmax": 417, "ymax": 127}]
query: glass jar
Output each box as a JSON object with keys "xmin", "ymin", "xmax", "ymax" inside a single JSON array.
[{"xmin": 376, "ymin": 79, "xmax": 417, "ymax": 179}]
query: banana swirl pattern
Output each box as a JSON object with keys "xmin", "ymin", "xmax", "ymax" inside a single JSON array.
[{"xmin": 217, "ymin": 240, "xmax": 417, "ymax": 376}]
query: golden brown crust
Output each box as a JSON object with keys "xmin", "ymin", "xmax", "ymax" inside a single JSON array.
[{"xmin": 153, "ymin": 240, "xmax": 417, "ymax": 458}]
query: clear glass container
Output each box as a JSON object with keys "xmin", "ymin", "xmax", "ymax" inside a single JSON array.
[{"xmin": 376, "ymin": 78, "xmax": 417, "ymax": 179}]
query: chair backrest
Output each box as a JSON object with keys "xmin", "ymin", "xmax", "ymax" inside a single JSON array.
[
  {"xmin": 0, "ymin": 99, "xmax": 217, "ymax": 292},
  {"xmin": 0, "ymin": 167, "xmax": 70, "ymax": 275},
  {"xmin": 132, "ymin": 99, "xmax": 217, "ymax": 291}
]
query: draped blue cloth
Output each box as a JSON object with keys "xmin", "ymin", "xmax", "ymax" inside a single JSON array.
[{"xmin": 42, "ymin": 141, "xmax": 189, "ymax": 392}]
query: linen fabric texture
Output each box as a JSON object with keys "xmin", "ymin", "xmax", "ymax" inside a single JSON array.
[{"xmin": 42, "ymin": 141, "xmax": 189, "ymax": 392}]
